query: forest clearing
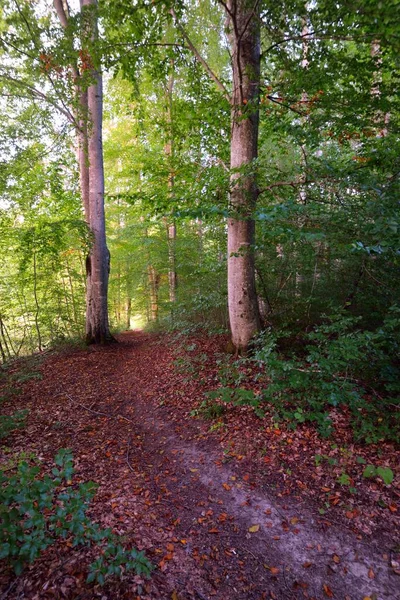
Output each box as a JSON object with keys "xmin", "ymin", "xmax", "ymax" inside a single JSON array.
[{"xmin": 1, "ymin": 0, "xmax": 399, "ymax": 598}]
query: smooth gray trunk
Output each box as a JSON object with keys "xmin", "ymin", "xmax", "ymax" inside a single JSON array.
[
  {"xmin": 54, "ymin": 0, "xmax": 113, "ymax": 344},
  {"xmin": 227, "ymin": 0, "xmax": 261, "ymax": 352},
  {"xmin": 81, "ymin": 0, "xmax": 113, "ymax": 343}
]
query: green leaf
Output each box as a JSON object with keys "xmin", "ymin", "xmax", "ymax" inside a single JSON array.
[
  {"xmin": 337, "ymin": 473, "xmax": 351, "ymax": 485},
  {"xmin": 362, "ymin": 465, "xmax": 377, "ymax": 478},
  {"xmin": 376, "ymin": 467, "xmax": 394, "ymax": 485}
]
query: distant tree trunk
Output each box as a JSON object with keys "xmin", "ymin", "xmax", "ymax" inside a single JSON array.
[
  {"xmin": 226, "ymin": 0, "xmax": 261, "ymax": 352},
  {"xmin": 126, "ymin": 297, "xmax": 131, "ymax": 329},
  {"xmin": 54, "ymin": 0, "xmax": 113, "ymax": 344},
  {"xmin": 165, "ymin": 69, "xmax": 177, "ymax": 303},
  {"xmin": 147, "ymin": 265, "xmax": 159, "ymax": 322}
]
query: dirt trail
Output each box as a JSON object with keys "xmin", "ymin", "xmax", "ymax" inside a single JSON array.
[{"xmin": 1, "ymin": 331, "xmax": 398, "ymax": 600}]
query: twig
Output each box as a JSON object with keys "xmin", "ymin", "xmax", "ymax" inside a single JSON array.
[
  {"xmin": 0, "ymin": 579, "xmax": 18, "ymax": 600},
  {"xmin": 126, "ymin": 437, "xmax": 135, "ymax": 473},
  {"xmin": 63, "ymin": 393, "xmax": 135, "ymax": 424}
]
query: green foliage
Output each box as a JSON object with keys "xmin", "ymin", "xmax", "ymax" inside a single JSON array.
[
  {"xmin": 0, "ymin": 410, "xmax": 28, "ymax": 440},
  {"xmin": 0, "ymin": 449, "xmax": 153, "ymax": 583},
  {"xmin": 252, "ymin": 308, "xmax": 400, "ymax": 442},
  {"xmin": 362, "ymin": 465, "xmax": 394, "ymax": 485}
]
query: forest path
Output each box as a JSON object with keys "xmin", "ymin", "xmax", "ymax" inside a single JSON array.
[{"xmin": 1, "ymin": 331, "xmax": 398, "ymax": 600}]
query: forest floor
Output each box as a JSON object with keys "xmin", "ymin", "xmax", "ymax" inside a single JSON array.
[{"xmin": 0, "ymin": 330, "xmax": 399, "ymax": 600}]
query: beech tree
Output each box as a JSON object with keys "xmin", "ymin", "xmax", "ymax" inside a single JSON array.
[{"xmin": 53, "ymin": 0, "xmax": 113, "ymax": 343}]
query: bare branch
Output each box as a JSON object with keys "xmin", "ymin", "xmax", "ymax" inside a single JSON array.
[
  {"xmin": 266, "ymin": 94, "xmax": 303, "ymax": 115},
  {"xmin": 257, "ymin": 180, "xmax": 300, "ymax": 195}
]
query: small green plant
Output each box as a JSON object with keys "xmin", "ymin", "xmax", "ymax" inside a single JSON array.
[
  {"xmin": 337, "ymin": 472, "xmax": 351, "ymax": 486},
  {"xmin": 362, "ymin": 464, "xmax": 394, "ymax": 485},
  {"xmin": 0, "ymin": 449, "xmax": 153, "ymax": 583},
  {"xmin": 0, "ymin": 410, "xmax": 28, "ymax": 440},
  {"xmin": 206, "ymin": 387, "xmax": 264, "ymax": 417},
  {"xmin": 192, "ymin": 397, "xmax": 226, "ymax": 419}
]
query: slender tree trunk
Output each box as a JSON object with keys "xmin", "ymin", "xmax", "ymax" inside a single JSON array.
[
  {"xmin": 165, "ymin": 69, "xmax": 177, "ymax": 303},
  {"xmin": 32, "ymin": 251, "xmax": 43, "ymax": 352},
  {"xmin": 226, "ymin": 0, "xmax": 261, "ymax": 352},
  {"xmin": 147, "ymin": 265, "xmax": 159, "ymax": 322}
]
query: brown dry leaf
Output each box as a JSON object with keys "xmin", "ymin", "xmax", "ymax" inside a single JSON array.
[
  {"xmin": 248, "ymin": 524, "xmax": 260, "ymax": 533},
  {"xmin": 332, "ymin": 554, "xmax": 340, "ymax": 564},
  {"xmin": 171, "ymin": 592, "xmax": 179, "ymax": 600},
  {"xmin": 323, "ymin": 583, "xmax": 334, "ymax": 597},
  {"xmin": 222, "ymin": 483, "xmax": 231, "ymax": 491},
  {"xmin": 208, "ymin": 528, "xmax": 219, "ymax": 534},
  {"xmin": 303, "ymin": 562, "xmax": 313, "ymax": 568},
  {"xmin": 269, "ymin": 566, "xmax": 280, "ymax": 575},
  {"xmin": 166, "ymin": 543, "xmax": 174, "ymax": 552},
  {"xmin": 368, "ymin": 567, "xmax": 375, "ymax": 579}
]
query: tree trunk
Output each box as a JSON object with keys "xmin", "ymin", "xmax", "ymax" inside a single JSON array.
[
  {"xmin": 227, "ymin": 0, "xmax": 261, "ymax": 352},
  {"xmin": 84, "ymin": 66, "xmax": 113, "ymax": 343},
  {"xmin": 147, "ymin": 265, "xmax": 159, "ymax": 322},
  {"xmin": 165, "ymin": 69, "xmax": 177, "ymax": 303},
  {"xmin": 54, "ymin": 0, "xmax": 113, "ymax": 344},
  {"xmin": 80, "ymin": 0, "xmax": 113, "ymax": 344}
]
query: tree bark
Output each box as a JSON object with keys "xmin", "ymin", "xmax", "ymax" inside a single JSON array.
[
  {"xmin": 226, "ymin": 0, "xmax": 261, "ymax": 352},
  {"xmin": 83, "ymin": 44, "xmax": 113, "ymax": 343},
  {"xmin": 54, "ymin": 0, "xmax": 113, "ymax": 344},
  {"xmin": 165, "ymin": 69, "xmax": 177, "ymax": 303}
]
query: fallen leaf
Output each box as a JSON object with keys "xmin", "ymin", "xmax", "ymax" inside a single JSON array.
[
  {"xmin": 171, "ymin": 592, "xmax": 179, "ymax": 600},
  {"xmin": 249, "ymin": 524, "xmax": 260, "ymax": 533},
  {"xmin": 269, "ymin": 566, "xmax": 280, "ymax": 575},
  {"xmin": 222, "ymin": 483, "xmax": 231, "ymax": 491},
  {"xmin": 323, "ymin": 583, "xmax": 334, "ymax": 597},
  {"xmin": 368, "ymin": 568, "xmax": 375, "ymax": 579},
  {"xmin": 333, "ymin": 554, "xmax": 340, "ymax": 564}
]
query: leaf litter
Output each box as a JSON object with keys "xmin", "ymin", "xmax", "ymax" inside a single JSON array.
[{"xmin": 0, "ymin": 330, "xmax": 398, "ymax": 599}]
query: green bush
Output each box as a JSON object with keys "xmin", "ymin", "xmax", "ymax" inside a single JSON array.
[
  {"xmin": 252, "ymin": 307, "xmax": 400, "ymax": 442},
  {"xmin": 0, "ymin": 449, "xmax": 153, "ymax": 583}
]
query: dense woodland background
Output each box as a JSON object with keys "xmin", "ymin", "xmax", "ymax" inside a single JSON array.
[{"xmin": 0, "ymin": 0, "xmax": 399, "ymax": 442}]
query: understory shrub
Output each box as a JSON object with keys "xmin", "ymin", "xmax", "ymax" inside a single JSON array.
[
  {"xmin": 0, "ymin": 449, "xmax": 153, "ymax": 584},
  {"xmin": 252, "ymin": 307, "xmax": 400, "ymax": 442}
]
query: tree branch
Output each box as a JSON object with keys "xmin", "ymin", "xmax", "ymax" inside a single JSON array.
[
  {"xmin": 257, "ymin": 180, "xmax": 300, "ymax": 195},
  {"xmin": 53, "ymin": 0, "xmax": 69, "ymax": 28},
  {"xmin": 170, "ymin": 8, "xmax": 231, "ymax": 103},
  {"xmin": 0, "ymin": 73, "xmax": 77, "ymax": 125}
]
